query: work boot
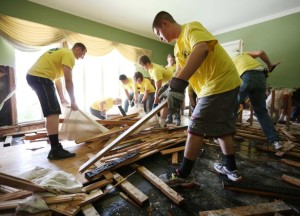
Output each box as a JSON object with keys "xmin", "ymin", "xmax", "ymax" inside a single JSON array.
[{"xmin": 47, "ymin": 144, "xmax": 76, "ymax": 160}]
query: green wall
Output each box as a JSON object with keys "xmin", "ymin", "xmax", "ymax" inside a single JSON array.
[
  {"xmin": 216, "ymin": 12, "xmax": 300, "ymax": 89},
  {"xmin": 0, "ymin": 0, "xmax": 173, "ymax": 65},
  {"xmin": 0, "ymin": 37, "xmax": 14, "ymax": 67}
]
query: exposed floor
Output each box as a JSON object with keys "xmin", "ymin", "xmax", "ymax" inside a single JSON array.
[{"xmin": 1, "ymin": 114, "xmax": 300, "ymax": 216}]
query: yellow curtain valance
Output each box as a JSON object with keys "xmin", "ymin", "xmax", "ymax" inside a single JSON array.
[{"xmin": 0, "ymin": 14, "xmax": 151, "ymax": 61}]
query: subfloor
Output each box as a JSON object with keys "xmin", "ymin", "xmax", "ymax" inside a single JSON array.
[{"xmin": 1, "ymin": 114, "xmax": 300, "ymax": 216}]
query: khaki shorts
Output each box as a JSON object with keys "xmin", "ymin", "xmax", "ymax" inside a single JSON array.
[{"xmin": 188, "ymin": 87, "xmax": 239, "ymax": 138}]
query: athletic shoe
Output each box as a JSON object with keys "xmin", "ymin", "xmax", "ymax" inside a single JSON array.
[
  {"xmin": 159, "ymin": 169, "xmax": 195, "ymax": 188},
  {"xmin": 47, "ymin": 144, "xmax": 76, "ymax": 160},
  {"xmin": 214, "ymin": 162, "xmax": 242, "ymax": 182},
  {"xmin": 271, "ymin": 141, "xmax": 283, "ymax": 150}
]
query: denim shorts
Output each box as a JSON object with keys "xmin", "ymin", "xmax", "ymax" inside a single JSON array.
[
  {"xmin": 26, "ymin": 74, "xmax": 61, "ymax": 117},
  {"xmin": 188, "ymin": 87, "xmax": 239, "ymax": 138}
]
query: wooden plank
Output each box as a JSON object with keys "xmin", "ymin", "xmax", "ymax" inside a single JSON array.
[
  {"xmin": 82, "ymin": 178, "xmax": 113, "ymax": 193},
  {"xmin": 160, "ymin": 146, "xmax": 185, "ymax": 155},
  {"xmin": 0, "ymin": 194, "xmax": 85, "ymax": 211},
  {"xmin": 79, "ymin": 189, "xmax": 105, "ymax": 206},
  {"xmin": 0, "ymin": 172, "xmax": 46, "ymax": 192},
  {"xmin": 112, "ymin": 171, "xmax": 148, "ymax": 205},
  {"xmin": 275, "ymin": 141, "xmax": 296, "ymax": 157},
  {"xmin": 171, "ymin": 152, "xmax": 179, "ymax": 165},
  {"xmin": 280, "ymin": 158, "xmax": 300, "ymax": 168},
  {"xmin": 49, "ymin": 200, "xmax": 82, "ymax": 216},
  {"xmin": 79, "ymin": 100, "xmax": 167, "ymax": 173},
  {"xmin": 0, "ymin": 190, "xmax": 32, "ymax": 201},
  {"xmin": 281, "ymin": 174, "xmax": 300, "ymax": 187},
  {"xmin": 134, "ymin": 165, "xmax": 184, "ymax": 205},
  {"xmin": 199, "ymin": 201, "xmax": 291, "ymax": 216},
  {"xmin": 81, "ymin": 204, "xmax": 100, "ymax": 216}
]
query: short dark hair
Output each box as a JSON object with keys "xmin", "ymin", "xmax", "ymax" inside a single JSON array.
[
  {"xmin": 133, "ymin": 71, "xmax": 144, "ymax": 81},
  {"xmin": 138, "ymin": 55, "xmax": 151, "ymax": 65},
  {"xmin": 119, "ymin": 74, "xmax": 127, "ymax": 80},
  {"xmin": 72, "ymin": 42, "xmax": 87, "ymax": 51},
  {"xmin": 152, "ymin": 11, "xmax": 176, "ymax": 30}
]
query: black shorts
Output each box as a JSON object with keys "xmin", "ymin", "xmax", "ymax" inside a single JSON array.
[
  {"xmin": 26, "ymin": 74, "xmax": 61, "ymax": 117},
  {"xmin": 188, "ymin": 87, "xmax": 239, "ymax": 138}
]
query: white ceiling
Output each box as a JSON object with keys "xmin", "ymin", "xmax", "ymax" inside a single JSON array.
[{"xmin": 29, "ymin": 0, "xmax": 300, "ymax": 41}]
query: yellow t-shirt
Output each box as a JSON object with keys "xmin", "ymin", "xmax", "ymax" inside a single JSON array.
[
  {"xmin": 90, "ymin": 98, "xmax": 114, "ymax": 111},
  {"xmin": 122, "ymin": 78, "xmax": 134, "ymax": 92},
  {"xmin": 134, "ymin": 79, "xmax": 155, "ymax": 94},
  {"xmin": 166, "ymin": 64, "xmax": 176, "ymax": 73},
  {"xmin": 148, "ymin": 63, "xmax": 173, "ymax": 85},
  {"xmin": 28, "ymin": 48, "xmax": 75, "ymax": 81},
  {"xmin": 174, "ymin": 22, "xmax": 241, "ymax": 97},
  {"xmin": 232, "ymin": 53, "xmax": 263, "ymax": 76}
]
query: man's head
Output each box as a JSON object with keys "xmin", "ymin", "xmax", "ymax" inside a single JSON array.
[
  {"xmin": 138, "ymin": 55, "xmax": 151, "ymax": 70},
  {"xmin": 72, "ymin": 43, "xmax": 87, "ymax": 59},
  {"xmin": 133, "ymin": 71, "xmax": 144, "ymax": 84},
  {"xmin": 113, "ymin": 98, "xmax": 122, "ymax": 105},
  {"xmin": 167, "ymin": 53, "xmax": 176, "ymax": 65},
  {"xmin": 119, "ymin": 74, "xmax": 128, "ymax": 84},
  {"xmin": 152, "ymin": 11, "xmax": 176, "ymax": 43}
]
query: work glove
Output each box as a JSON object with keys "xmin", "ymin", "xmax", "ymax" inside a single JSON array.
[{"xmin": 166, "ymin": 77, "xmax": 189, "ymax": 112}]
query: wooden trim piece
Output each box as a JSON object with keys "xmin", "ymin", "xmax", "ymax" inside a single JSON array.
[
  {"xmin": 160, "ymin": 146, "xmax": 185, "ymax": 155},
  {"xmin": 112, "ymin": 171, "xmax": 148, "ymax": 205},
  {"xmin": 79, "ymin": 100, "xmax": 167, "ymax": 173},
  {"xmin": 199, "ymin": 201, "xmax": 291, "ymax": 216},
  {"xmin": 135, "ymin": 165, "xmax": 184, "ymax": 205}
]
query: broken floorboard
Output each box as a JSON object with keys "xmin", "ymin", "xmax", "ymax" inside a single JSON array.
[
  {"xmin": 79, "ymin": 100, "xmax": 167, "ymax": 173},
  {"xmin": 199, "ymin": 200, "xmax": 292, "ymax": 216}
]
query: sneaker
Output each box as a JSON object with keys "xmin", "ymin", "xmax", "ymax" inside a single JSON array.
[
  {"xmin": 48, "ymin": 144, "xmax": 76, "ymax": 160},
  {"xmin": 214, "ymin": 162, "xmax": 242, "ymax": 182},
  {"xmin": 159, "ymin": 170, "xmax": 195, "ymax": 188},
  {"xmin": 271, "ymin": 141, "xmax": 283, "ymax": 150},
  {"xmin": 159, "ymin": 119, "xmax": 167, "ymax": 128}
]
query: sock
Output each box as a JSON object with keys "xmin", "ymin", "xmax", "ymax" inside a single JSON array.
[
  {"xmin": 224, "ymin": 154, "xmax": 237, "ymax": 171},
  {"xmin": 178, "ymin": 157, "xmax": 195, "ymax": 178},
  {"xmin": 48, "ymin": 134, "xmax": 59, "ymax": 149}
]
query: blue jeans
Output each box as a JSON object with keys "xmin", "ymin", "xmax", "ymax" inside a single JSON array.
[
  {"xmin": 238, "ymin": 70, "xmax": 280, "ymax": 143},
  {"xmin": 123, "ymin": 92, "xmax": 134, "ymax": 113}
]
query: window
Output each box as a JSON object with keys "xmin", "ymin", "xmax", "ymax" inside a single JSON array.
[
  {"xmin": 15, "ymin": 46, "xmax": 136, "ymax": 123},
  {"xmin": 15, "ymin": 43, "xmax": 61, "ymax": 123}
]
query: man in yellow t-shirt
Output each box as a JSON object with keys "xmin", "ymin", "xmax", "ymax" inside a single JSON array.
[
  {"xmin": 90, "ymin": 98, "xmax": 122, "ymax": 119},
  {"xmin": 152, "ymin": 11, "xmax": 242, "ymax": 186},
  {"xmin": 27, "ymin": 43, "xmax": 87, "ymax": 160},
  {"xmin": 138, "ymin": 55, "xmax": 173, "ymax": 127},
  {"xmin": 119, "ymin": 74, "xmax": 135, "ymax": 113},
  {"xmin": 133, "ymin": 72, "xmax": 155, "ymax": 113},
  {"xmin": 232, "ymin": 50, "xmax": 282, "ymax": 149}
]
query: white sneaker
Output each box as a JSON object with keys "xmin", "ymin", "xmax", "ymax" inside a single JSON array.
[
  {"xmin": 214, "ymin": 162, "xmax": 242, "ymax": 182},
  {"xmin": 271, "ymin": 141, "xmax": 283, "ymax": 150},
  {"xmin": 159, "ymin": 119, "xmax": 167, "ymax": 128}
]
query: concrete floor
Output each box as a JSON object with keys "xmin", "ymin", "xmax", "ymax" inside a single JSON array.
[{"xmin": 76, "ymin": 137, "xmax": 300, "ymax": 216}]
